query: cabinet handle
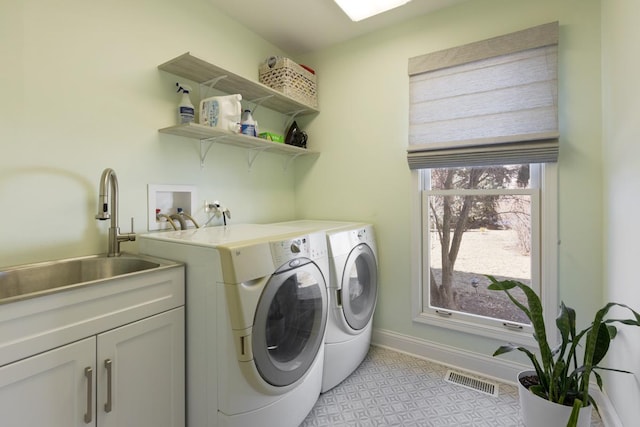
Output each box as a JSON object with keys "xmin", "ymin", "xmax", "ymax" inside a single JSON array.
[
  {"xmin": 84, "ymin": 367, "xmax": 93, "ymax": 423},
  {"xmin": 104, "ymin": 359, "xmax": 113, "ymax": 413}
]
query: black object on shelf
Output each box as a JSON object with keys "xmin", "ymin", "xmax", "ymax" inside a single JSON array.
[{"xmin": 285, "ymin": 121, "xmax": 308, "ymax": 149}]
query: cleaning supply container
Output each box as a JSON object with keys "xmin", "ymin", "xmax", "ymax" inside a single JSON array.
[
  {"xmin": 200, "ymin": 94, "xmax": 242, "ymax": 133},
  {"xmin": 176, "ymin": 83, "xmax": 195, "ymax": 124},
  {"xmin": 240, "ymin": 109, "xmax": 257, "ymax": 137}
]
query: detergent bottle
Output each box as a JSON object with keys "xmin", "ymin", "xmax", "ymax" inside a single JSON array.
[{"xmin": 200, "ymin": 94, "xmax": 242, "ymax": 132}]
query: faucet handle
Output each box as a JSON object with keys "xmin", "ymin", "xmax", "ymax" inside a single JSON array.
[{"xmin": 127, "ymin": 217, "xmax": 136, "ymax": 242}]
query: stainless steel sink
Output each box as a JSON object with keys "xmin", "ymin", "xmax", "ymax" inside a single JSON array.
[{"xmin": 0, "ymin": 254, "xmax": 181, "ymax": 304}]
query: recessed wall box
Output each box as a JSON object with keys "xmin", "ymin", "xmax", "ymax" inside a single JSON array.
[{"xmin": 147, "ymin": 184, "xmax": 197, "ymax": 231}]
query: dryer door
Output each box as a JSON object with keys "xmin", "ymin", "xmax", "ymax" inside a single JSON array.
[
  {"xmin": 252, "ymin": 258, "xmax": 328, "ymax": 387},
  {"xmin": 340, "ymin": 243, "xmax": 378, "ymax": 331}
]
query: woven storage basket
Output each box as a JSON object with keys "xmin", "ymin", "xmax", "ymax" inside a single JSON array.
[{"xmin": 259, "ymin": 57, "xmax": 317, "ymax": 108}]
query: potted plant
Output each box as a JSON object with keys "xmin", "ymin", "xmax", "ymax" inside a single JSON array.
[{"xmin": 487, "ymin": 275, "xmax": 640, "ymax": 427}]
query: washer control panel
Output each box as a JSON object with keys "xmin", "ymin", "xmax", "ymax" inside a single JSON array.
[
  {"xmin": 270, "ymin": 232, "xmax": 329, "ymax": 264},
  {"xmin": 271, "ymin": 236, "xmax": 310, "ymax": 265}
]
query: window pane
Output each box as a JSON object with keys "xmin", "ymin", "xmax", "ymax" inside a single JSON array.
[
  {"xmin": 430, "ymin": 165, "xmax": 531, "ymax": 190},
  {"xmin": 427, "ymin": 192, "xmax": 532, "ymax": 325}
]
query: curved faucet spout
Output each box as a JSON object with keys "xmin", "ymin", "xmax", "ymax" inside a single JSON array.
[
  {"xmin": 95, "ymin": 168, "xmax": 136, "ymax": 256},
  {"xmin": 96, "ymin": 168, "xmax": 117, "ymax": 223}
]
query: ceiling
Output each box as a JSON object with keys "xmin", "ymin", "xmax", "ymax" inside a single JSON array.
[{"xmin": 208, "ymin": 0, "xmax": 468, "ymax": 55}]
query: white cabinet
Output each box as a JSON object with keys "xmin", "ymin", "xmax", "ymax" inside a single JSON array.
[
  {"xmin": 0, "ymin": 337, "xmax": 96, "ymax": 427},
  {"xmin": 157, "ymin": 52, "xmax": 319, "ymax": 167},
  {"xmin": 97, "ymin": 308, "xmax": 185, "ymax": 427},
  {"xmin": 0, "ymin": 262, "xmax": 185, "ymax": 427},
  {"xmin": 0, "ymin": 308, "xmax": 184, "ymax": 427}
]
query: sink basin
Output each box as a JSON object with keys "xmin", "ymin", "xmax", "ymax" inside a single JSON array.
[{"xmin": 0, "ymin": 253, "xmax": 181, "ymax": 304}]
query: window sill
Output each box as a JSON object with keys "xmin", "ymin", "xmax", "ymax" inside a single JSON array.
[{"xmin": 412, "ymin": 311, "xmax": 537, "ymax": 348}]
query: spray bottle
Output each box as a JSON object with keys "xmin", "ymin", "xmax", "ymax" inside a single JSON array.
[{"xmin": 176, "ymin": 82, "xmax": 195, "ymax": 124}]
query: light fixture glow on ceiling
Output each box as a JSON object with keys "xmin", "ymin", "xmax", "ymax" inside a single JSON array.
[{"xmin": 333, "ymin": 0, "xmax": 412, "ymax": 22}]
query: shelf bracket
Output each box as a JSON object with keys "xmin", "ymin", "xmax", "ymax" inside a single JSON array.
[
  {"xmin": 283, "ymin": 152, "xmax": 305, "ymax": 171},
  {"xmin": 246, "ymin": 145, "xmax": 273, "ymax": 170},
  {"xmin": 201, "ymin": 75, "xmax": 228, "ymax": 97},
  {"xmin": 284, "ymin": 109, "xmax": 308, "ymax": 131},
  {"xmin": 199, "ymin": 135, "xmax": 225, "ymax": 168},
  {"xmin": 245, "ymin": 95, "xmax": 275, "ymax": 116}
]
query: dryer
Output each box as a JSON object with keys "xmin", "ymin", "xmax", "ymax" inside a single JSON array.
[
  {"xmin": 268, "ymin": 220, "xmax": 379, "ymax": 392},
  {"xmin": 139, "ymin": 224, "xmax": 329, "ymax": 427}
]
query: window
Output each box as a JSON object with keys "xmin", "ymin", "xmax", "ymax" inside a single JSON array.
[
  {"xmin": 408, "ymin": 22, "xmax": 559, "ymax": 344},
  {"xmin": 415, "ymin": 164, "xmax": 557, "ymax": 343}
]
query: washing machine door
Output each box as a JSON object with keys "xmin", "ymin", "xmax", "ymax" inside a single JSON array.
[
  {"xmin": 252, "ymin": 257, "xmax": 328, "ymax": 387},
  {"xmin": 341, "ymin": 243, "xmax": 378, "ymax": 331}
]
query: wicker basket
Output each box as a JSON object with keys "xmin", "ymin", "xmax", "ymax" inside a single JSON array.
[{"xmin": 259, "ymin": 57, "xmax": 317, "ymax": 108}]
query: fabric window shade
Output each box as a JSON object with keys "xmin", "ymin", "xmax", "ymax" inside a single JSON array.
[{"xmin": 407, "ymin": 22, "xmax": 559, "ymax": 169}]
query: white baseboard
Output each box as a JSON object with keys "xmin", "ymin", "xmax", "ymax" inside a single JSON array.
[
  {"xmin": 371, "ymin": 327, "xmax": 621, "ymax": 427},
  {"xmin": 371, "ymin": 327, "xmax": 527, "ymax": 384}
]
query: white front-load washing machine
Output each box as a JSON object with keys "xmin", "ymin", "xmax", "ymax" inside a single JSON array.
[
  {"xmin": 267, "ymin": 220, "xmax": 379, "ymax": 392},
  {"xmin": 139, "ymin": 224, "xmax": 329, "ymax": 427}
]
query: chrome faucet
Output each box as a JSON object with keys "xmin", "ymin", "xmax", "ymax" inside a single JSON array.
[{"xmin": 95, "ymin": 168, "xmax": 136, "ymax": 257}]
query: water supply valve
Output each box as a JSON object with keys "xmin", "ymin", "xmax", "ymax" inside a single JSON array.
[{"xmin": 203, "ymin": 200, "xmax": 230, "ymax": 226}]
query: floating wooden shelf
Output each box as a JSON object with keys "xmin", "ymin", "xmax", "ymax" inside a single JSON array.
[
  {"xmin": 159, "ymin": 123, "xmax": 316, "ymax": 156},
  {"xmin": 158, "ymin": 123, "xmax": 317, "ymax": 169},
  {"xmin": 158, "ymin": 52, "xmax": 319, "ymax": 116},
  {"xmin": 157, "ymin": 53, "xmax": 319, "ymax": 168}
]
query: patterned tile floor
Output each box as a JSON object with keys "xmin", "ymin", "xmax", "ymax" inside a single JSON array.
[{"xmin": 301, "ymin": 346, "xmax": 604, "ymax": 427}]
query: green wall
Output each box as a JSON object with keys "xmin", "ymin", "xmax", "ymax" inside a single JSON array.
[
  {"xmin": 297, "ymin": 0, "xmax": 604, "ymax": 359},
  {"xmin": 602, "ymin": 0, "xmax": 640, "ymax": 425},
  {"xmin": 0, "ymin": 0, "xmax": 297, "ymax": 267}
]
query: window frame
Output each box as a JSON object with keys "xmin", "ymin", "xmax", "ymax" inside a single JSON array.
[{"xmin": 411, "ymin": 163, "xmax": 558, "ymax": 347}]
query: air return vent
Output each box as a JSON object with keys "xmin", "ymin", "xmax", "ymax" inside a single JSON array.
[{"xmin": 444, "ymin": 370, "xmax": 499, "ymax": 397}]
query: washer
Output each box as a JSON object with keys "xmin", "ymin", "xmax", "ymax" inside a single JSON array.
[
  {"xmin": 268, "ymin": 220, "xmax": 379, "ymax": 392},
  {"xmin": 139, "ymin": 224, "xmax": 329, "ymax": 427}
]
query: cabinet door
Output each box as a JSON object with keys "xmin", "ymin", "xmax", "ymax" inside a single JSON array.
[
  {"xmin": 97, "ymin": 307, "xmax": 185, "ymax": 427},
  {"xmin": 0, "ymin": 337, "xmax": 96, "ymax": 427}
]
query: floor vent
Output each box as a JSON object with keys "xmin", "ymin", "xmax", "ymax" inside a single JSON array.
[{"xmin": 444, "ymin": 370, "xmax": 499, "ymax": 397}]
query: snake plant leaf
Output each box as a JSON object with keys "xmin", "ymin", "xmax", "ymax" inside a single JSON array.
[
  {"xmin": 551, "ymin": 359, "xmax": 567, "ymax": 403},
  {"xmin": 529, "ymin": 384, "xmax": 548, "ymax": 400},
  {"xmin": 556, "ymin": 302, "xmax": 572, "ymax": 342},
  {"xmin": 593, "ymin": 370, "xmax": 603, "ymax": 391},
  {"xmin": 493, "ymin": 344, "xmax": 518, "ymax": 356},
  {"xmin": 593, "ymin": 366, "xmax": 632, "ymax": 374},
  {"xmin": 568, "ymin": 398, "xmax": 582, "ymax": 427},
  {"xmin": 487, "ymin": 276, "xmax": 532, "ymax": 319},
  {"xmin": 589, "ymin": 395, "xmax": 600, "ymax": 415},
  {"xmin": 555, "ymin": 302, "xmax": 575, "ymax": 362},
  {"xmin": 591, "ymin": 322, "xmax": 612, "ymax": 366},
  {"xmin": 609, "ymin": 318, "xmax": 640, "ymax": 326},
  {"xmin": 579, "ymin": 303, "xmax": 618, "ymax": 407},
  {"xmin": 489, "ymin": 277, "xmax": 553, "ymax": 376},
  {"xmin": 495, "ymin": 344, "xmax": 545, "ymax": 383},
  {"xmin": 604, "ymin": 303, "xmax": 640, "ymax": 325}
]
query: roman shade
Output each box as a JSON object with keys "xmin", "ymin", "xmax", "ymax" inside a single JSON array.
[{"xmin": 407, "ymin": 22, "xmax": 559, "ymax": 169}]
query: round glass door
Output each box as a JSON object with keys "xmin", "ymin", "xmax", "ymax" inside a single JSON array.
[
  {"xmin": 252, "ymin": 258, "xmax": 328, "ymax": 387},
  {"xmin": 341, "ymin": 243, "xmax": 378, "ymax": 331}
]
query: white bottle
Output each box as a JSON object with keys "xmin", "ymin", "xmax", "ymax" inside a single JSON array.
[
  {"xmin": 176, "ymin": 83, "xmax": 195, "ymax": 124},
  {"xmin": 200, "ymin": 94, "xmax": 242, "ymax": 132},
  {"xmin": 240, "ymin": 109, "xmax": 256, "ymax": 137}
]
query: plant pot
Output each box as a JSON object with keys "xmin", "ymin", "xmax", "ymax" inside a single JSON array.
[{"xmin": 517, "ymin": 371, "xmax": 592, "ymax": 427}]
